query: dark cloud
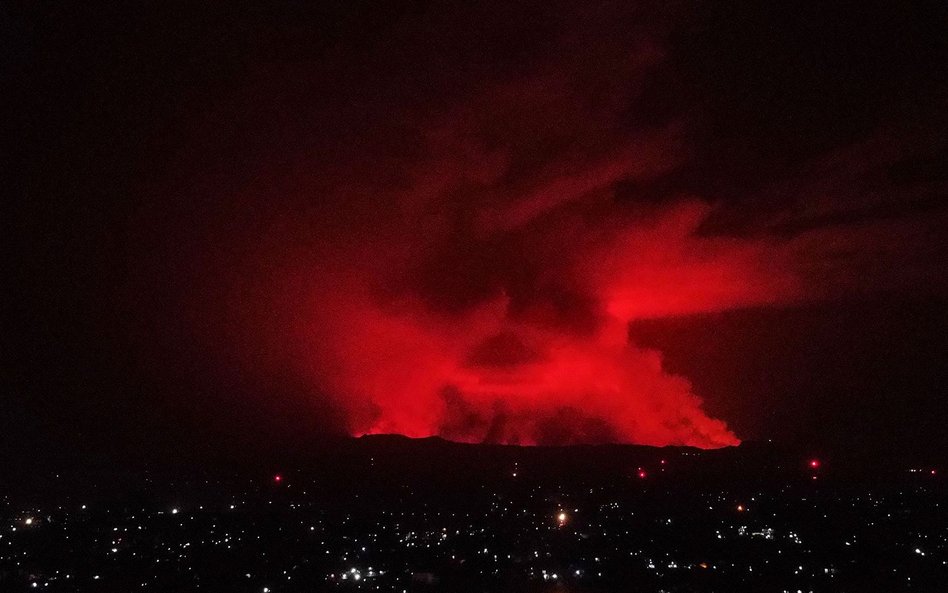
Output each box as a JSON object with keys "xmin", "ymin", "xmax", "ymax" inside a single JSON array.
[{"xmin": 5, "ymin": 1, "xmax": 948, "ymax": 461}]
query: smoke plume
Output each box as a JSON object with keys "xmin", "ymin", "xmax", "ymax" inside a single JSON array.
[{"xmin": 150, "ymin": 3, "xmax": 946, "ymax": 449}]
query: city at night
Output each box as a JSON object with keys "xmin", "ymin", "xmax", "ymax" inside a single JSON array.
[{"xmin": 5, "ymin": 2, "xmax": 948, "ymax": 591}]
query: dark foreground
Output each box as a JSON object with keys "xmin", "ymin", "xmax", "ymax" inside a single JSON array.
[{"xmin": 2, "ymin": 436, "xmax": 946, "ymax": 592}]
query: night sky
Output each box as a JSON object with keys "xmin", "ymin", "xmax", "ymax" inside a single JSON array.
[{"xmin": 5, "ymin": 2, "xmax": 948, "ymax": 471}]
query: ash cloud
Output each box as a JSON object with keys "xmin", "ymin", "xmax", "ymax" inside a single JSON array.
[
  {"xmin": 113, "ymin": 1, "xmax": 947, "ymax": 448},
  {"xmin": 258, "ymin": 57, "xmax": 762, "ymax": 447}
]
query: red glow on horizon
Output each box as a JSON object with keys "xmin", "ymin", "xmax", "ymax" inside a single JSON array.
[
  {"xmin": 281, "ymin": 201, "xmax": 800, "ymax": 448},
  {"xmin": 171, "ymin": 29, "xmax": 948, "ymax": 455}
]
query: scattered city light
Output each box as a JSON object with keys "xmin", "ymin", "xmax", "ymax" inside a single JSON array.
[{"xmin": 0, "ymin": 448, "xmax": 941, "ymax": 590}]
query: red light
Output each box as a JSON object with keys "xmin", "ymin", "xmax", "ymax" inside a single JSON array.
[
  {"xmin": 809, "ymin": 459, "xmax": 820, "ymax": 469},
  {"xmin": 274, "ymin": 474, "xmax": 282, "ymax": 483},
  {"xmin": 932, "ymin": 469, "xmax": 937, "ymax": 476},
  {"xmin": 638, "ymin": 470, "xmax": 647, "ymax": 479}
]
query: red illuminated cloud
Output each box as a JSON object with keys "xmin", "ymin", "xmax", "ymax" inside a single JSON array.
[
  {"xmin": 283, "ymin": 183, "xmax": 826, "ymax": 447},
  {"xmin": 196, "ymin": 17, "xmax": 946, "ymax": 450},
  {"xmin": 297, "ymin": 276, "xmax": 742, "ymax": 448},
  {"xmin": 250, "ymin": 52, "xmax": 799, "ymax": 449}
]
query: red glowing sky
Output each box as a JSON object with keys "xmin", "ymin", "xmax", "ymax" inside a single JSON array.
[
  {"xmin": 285, "ymin": 199, "xmax": 792, "ymax": 448},
  {"xmin": 241, "ymin": 112, "xmax": 941, "ymax": 448},
  {"xmin": 9, "ymin": 2, "xmax": 947, "ymax": 457},
  {"xmin": 153, "ymin": 3, "xmax": 946, "ymax": 449}
]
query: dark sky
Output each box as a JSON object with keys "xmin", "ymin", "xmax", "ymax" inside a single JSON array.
[{"xmin": 5, "ymin": 1, "xmax": 948, "ymax": 469}]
